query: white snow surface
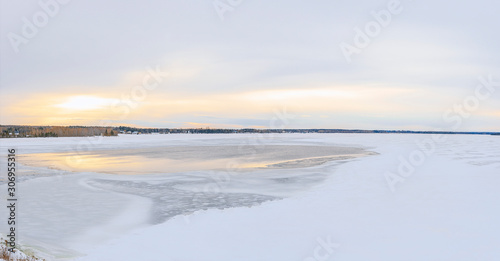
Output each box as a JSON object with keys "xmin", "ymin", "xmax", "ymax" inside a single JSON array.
[{"xmin": 1, "ymin": 133, "xmax": 499, "ymax": 261}]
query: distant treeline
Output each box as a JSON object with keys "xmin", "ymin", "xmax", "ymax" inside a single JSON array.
[
  {"xmin": 1, "ymin": 125, "xmax": 117, "ymax": 138},
  {"xmin": 1, "ymin": 125, "xmax": 498, "ymax": 138},
  {"xmin": 116, "ymin": 126, "xmax": 500, "ymax": 136}
]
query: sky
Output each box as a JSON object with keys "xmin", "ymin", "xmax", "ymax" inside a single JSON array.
[{"xmin": 1, "ymin": 0, "xmax": 499, "ymax": 131}]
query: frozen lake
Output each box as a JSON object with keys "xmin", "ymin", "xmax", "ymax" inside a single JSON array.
[
  {"xmin": 1, "ymin": 133, "xmax": 499, "ymax": 260},
  {"xmin": 0, "ymin": 134, "xmax": 373, "ymax": 259},
  {"xmin": 21, "ymin": 144, "xmax": 370, "ymax": 174}
]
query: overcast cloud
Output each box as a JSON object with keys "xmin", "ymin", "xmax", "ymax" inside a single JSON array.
[{"xmin": 1, "ymin": 0, "xmax": 499, "ymax": 130}]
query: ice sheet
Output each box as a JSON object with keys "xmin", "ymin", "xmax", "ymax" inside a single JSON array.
[
  {"xmin": 76, "ymin": 134, "xmax": 500, "ymax": 261},
  {"xmin": 0, "ymin": 134, "xmax": 372, "ymax": 260}
]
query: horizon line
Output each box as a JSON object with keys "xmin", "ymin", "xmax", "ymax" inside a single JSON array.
[{"xmin": 1, "ymin": 124, "xmax": 499, "ymax": 134}]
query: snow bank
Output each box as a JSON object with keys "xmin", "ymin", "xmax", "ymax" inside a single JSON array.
[{"xmin": 77, "ymin": 134, "xmax": 500, "ymax": 261}]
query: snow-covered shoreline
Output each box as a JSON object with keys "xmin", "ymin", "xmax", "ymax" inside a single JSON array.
[{"xmin": 78, "ymin": 134, "xmax": 500, "ymax": 261}]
